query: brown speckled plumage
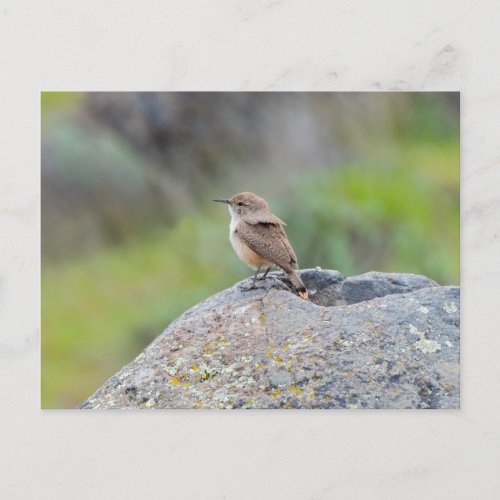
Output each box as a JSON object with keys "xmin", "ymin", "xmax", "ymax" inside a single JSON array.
[{"xmin": 236, "ymin": 220, "xmax": 297, "ymax": 272}]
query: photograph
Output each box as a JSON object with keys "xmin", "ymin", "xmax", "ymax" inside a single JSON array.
[{"xmin": 41, "ymin": 91, "xmax": 460, "ymax": 409}]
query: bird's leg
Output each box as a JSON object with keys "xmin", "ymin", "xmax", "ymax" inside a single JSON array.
[
  {"xmin": 255, "ymin": 266, "xmax": 271, "ymax": 281},
  {"xmin": 261, "ymin": 267, "xmax": 271, "ymax": 280},
  {"xmin": 252, "ymin": 267, "xmax": 261, "ymax": 286}
]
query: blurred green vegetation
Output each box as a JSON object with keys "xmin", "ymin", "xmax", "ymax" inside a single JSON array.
[
  {"xmin": 287, "ymin": 141, "xmax": 459, "ymax": 283},
  {"xmin": 41, "ymin": 92, "xmax": 82, "ymax": 115},
  {"xmin": 41, "ymin": 92, "xmax": 459, "ymax": 408},
  {"xmin": 42, "ymin": 216, "xmax": 238, "ymax": 407}
]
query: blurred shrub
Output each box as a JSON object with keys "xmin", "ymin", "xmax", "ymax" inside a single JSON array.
[
  {"xmin": 41, "ymin": 92, "xmax": 459, "ymax": 262},
  {"xmin": 282, "ymin": 142, "xmax": 459, "ymax": 285}
]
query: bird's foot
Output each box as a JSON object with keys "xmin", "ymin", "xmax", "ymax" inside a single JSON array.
[
  {"xmin": 255, "ymin": 267, "xmax": 272, "ymax": 282},
  {"xmin": 238, "ymin": 282, "xmax": 264, "ymax": 292},
  {"xmin": 255, "ymin": 273, "xmax": 275, "ymax": 282}
]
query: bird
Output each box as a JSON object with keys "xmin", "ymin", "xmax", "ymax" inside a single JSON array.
[{"xmin": 213, "ymin": 192, "xmax": 308, "ymax": 299}]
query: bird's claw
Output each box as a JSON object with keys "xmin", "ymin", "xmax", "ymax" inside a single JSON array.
[{"xmin": 238, "ymin": 283, "xmax": 263, "ymax": 292}]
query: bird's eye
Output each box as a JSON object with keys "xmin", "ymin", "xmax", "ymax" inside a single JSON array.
[{"xmin": 237, "ymin": 201, "xmax": 244, "ymax": 206}]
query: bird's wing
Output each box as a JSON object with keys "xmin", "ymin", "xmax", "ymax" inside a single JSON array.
[
  {"xmin": 237, "ymin": 220, "xmax": 297, "ymax": 270},
  {"xmin": 280, "ymin": 230, "xmax": 298, "ymax": 268},
  {"xmin": 245, "ymin": 212, "xmax": 287, "ymax": 226}
]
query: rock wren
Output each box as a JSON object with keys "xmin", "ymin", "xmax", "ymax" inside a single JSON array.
[{"xmin": 213, "ymin": 192, "xmax": 308, "ymax": 299}]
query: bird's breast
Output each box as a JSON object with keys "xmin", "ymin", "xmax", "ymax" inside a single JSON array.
[{"xmin": 229, "ymin": 221, "xmax": 272, "ymax": 270}]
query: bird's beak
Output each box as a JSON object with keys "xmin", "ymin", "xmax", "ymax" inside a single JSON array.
[{"xmin": 212, "ymin": 199, "xmax": 229, "ymax": 204}]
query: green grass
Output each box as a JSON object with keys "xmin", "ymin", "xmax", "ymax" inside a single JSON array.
[
  {"xmin": 41, "ymin": 139, "xmax": 459, "ymax": 408},
  {"xmin": 41, "ymin": 214, "xmax": 244, "ymax": 408}
]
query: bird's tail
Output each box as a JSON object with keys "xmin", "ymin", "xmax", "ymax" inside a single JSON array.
[{"xmin": 288, "ymin": 270, "xmax": 308, "ymax": 300}]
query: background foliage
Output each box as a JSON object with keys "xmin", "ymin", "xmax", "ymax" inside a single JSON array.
[{"xmin": 41, "ymin": 92, "xmax": 459, "ymax": 407}]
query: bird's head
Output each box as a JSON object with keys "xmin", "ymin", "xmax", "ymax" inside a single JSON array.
[{"xmin": 213, "ymin": 192, "xmax": 269, "ymax": 217}]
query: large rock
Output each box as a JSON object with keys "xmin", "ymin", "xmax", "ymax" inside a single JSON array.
[{"xmin": 80, "ymin": 270, "xmax": 460, "ymax": 409}]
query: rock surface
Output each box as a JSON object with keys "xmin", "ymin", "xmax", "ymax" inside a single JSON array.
[{"xmin": 80, "ymin": 269, "xmax": 460, "ymax": 409}]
